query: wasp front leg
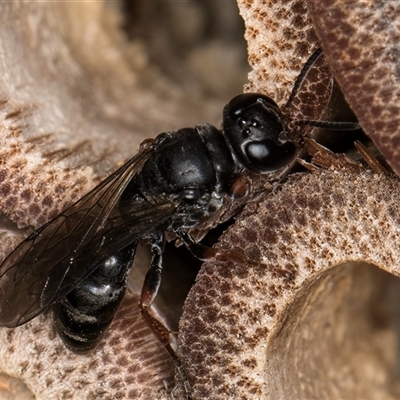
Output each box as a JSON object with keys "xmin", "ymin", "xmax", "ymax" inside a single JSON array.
[
  {"xmin": 140, "ymin": 233, "xmax": 178, "ymax": 363},
  {"xmin": 178, "ymin": 231, "xmax": 249, "ymax": 266}
]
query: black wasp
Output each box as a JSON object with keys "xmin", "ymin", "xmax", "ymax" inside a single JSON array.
[{"xmin": 0, "ymin": 48, "xmax": 359, "ymax": 357}]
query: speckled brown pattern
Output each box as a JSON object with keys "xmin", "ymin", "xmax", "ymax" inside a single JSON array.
[
  {"xmin": 285, "ymin": 50, "xmax": 333, "ymax": 125},
  {"xmin": 305, "ymin": 0, "xmax": 400, "ymax": 177},
  {"xmin": 0, "ymin": 101, "xmax": 97, "ymax": 231},
  {"xmin": 238, "ymin": 0, "xmax": 319, "ymax": 104},
  {"xmin": 178, "ymin": 170, "xmax": 400, "ymax": 399}
]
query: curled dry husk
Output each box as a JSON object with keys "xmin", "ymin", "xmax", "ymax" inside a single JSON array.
[
  {"xmin": 178, "ymin": 170, "xmax": 400, "ymax": 399},
  {"xmin": 306, "ymin": 0, "xmax": 400, "ymax": 177},
  {"xmin": 176, "ymin": 0, "xmax": 400, "ymax": 399}
]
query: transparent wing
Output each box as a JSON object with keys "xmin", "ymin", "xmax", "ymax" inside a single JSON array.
[
  {"xmin": 0, "ymin": 145, "xmax": 175, "ymax": 327},
  {"xmin": 51, "ymin": 199, "xmax": 177, "ymax": 302}
]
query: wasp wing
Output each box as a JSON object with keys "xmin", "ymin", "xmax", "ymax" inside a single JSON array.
[
  {"xmin": 50, "ymin": 199, "xmax": 177, "ymax": 304},
  {"xmin": 0, "ymin": 145, "xmax": 171, "ymax": 327}
]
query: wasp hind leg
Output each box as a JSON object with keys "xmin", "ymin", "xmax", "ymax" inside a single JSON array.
[{"xmin": 140, "ymin": 233, "xmax": 179, "ymax": 362}]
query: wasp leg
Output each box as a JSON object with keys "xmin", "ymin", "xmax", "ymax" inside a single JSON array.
[
  {"xmin": 140, "ymin": 233, "xmax": 179, "ymax": 363},
  {"xmin": 178, "ymin": 231, "xmax": 249, "ymax": 265}
]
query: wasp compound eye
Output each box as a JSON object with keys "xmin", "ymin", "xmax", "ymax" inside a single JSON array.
[
  {"xmin": 223, "ymin": 93, "xmax": 297, "ymax": 173},
  {"xmin": 245, "ymin": 140, "xmax": 297, "ymax": 171}
]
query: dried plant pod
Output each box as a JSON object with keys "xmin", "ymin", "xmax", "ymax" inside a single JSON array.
[
  {"xmin": 305, "ymin": 0, "xmax": 400, "ymax": 177},
  {"xmin": 238, "ymin": 0, "xmax": 319, "ymax": 103},
  {"xmin": 178, "ymin": 170, "xmax": 400, "ymax": 399}
]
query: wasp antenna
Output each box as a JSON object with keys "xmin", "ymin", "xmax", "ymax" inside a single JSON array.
[{"xmin": 296, "ymin": 119, "xmax": 361, "ymax": 131}]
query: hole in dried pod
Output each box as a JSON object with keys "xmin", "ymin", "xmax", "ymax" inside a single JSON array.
[
  {"xmin": 0, "ymin": 373, "xmax": 34, "ymax": 400},
  {"xmin": 267, "ymin": 262, "xmax": 400, "ymax": 399}
]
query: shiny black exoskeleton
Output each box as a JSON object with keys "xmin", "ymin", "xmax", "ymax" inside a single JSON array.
[
  {"xmin": 0, "ymin": 47, "xmax": 361, "ymax": 355},
  {"xmin": 0, "ymin": 92, "xmax": 298, "ymax": 353},
  {"xmin": 224, "ymin": 93, "xmax": 297, "ymax": 172}
]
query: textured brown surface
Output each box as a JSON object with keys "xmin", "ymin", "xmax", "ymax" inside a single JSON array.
[
  {"xmin": 238, "ymin": 0, "xmax": 319, "ymax": 104},
  {"xmin": 179, "ymin": 170, "xmax": 400, "ymax": 399},
  {"xmin": 285, "ymin": 49, "xmax": 333, "ymax": 126},
  {"xmin": 306, "ymin": 0, "xmax": 400, "ymax": 176}
]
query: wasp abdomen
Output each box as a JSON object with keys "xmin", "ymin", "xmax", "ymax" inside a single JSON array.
[{"xmin": 53, "ymin": 245, "xmax": 136, "ymax": 353}]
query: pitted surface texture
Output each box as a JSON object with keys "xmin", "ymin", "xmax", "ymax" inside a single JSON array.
[{"xmin": 179, "ymin": 170, "xmax": 400, "ymax": 399}]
